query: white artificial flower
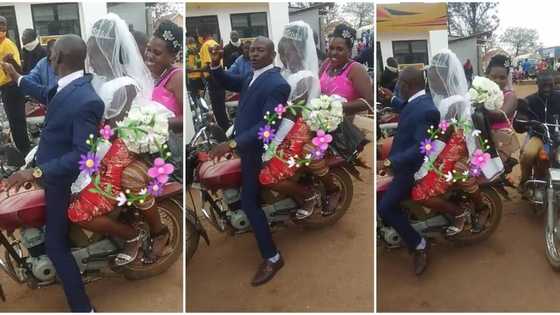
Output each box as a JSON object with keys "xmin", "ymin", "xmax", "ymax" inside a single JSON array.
[
  {"xmin": 472, "ymin": 129, "xmax": 482, "ymax": 137},
  {"xmin": 117, "ymin": 192, "xmax": 128, "ymax": 206},
  {"xmin": 305, "ymin": 153, "xmax": 312, "ymax": 160},
  {"xmin": 139, "ymin": 188, "xmax": 147, "ymax": 195},
  {"xmin": 444, "ymin": 171, "xmax": 454, "ymax": 182},
  {"xmin": 287, "ymin": 157, "xmax": 296, "ymax": 168},
  {"xmin": 462, "ymin": 171, "xmax": 469, "ymax": 176}
]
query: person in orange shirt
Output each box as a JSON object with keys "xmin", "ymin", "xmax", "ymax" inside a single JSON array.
[{"xmin": 0, "ymin": 16, "xmax": 30, "ymax": 161}]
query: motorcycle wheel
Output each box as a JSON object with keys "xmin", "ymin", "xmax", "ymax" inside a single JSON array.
[
  {"xmin": 544, "ymin": 189, "xmax": 560, "ymax": 269},
  {"xmin": 186, "ymin": 208, "xmax": 200, "ymax": 266},
  {"xmin": 450, "ymin": 187, "xmax": 502, "ymax": 246},
  {"xmin": 118, "ymin": 196, "xmax": 183, "ymax": 280},
  {"xmin": 297, "ymin": 167, "xmax": 353, "ymax": 229}
]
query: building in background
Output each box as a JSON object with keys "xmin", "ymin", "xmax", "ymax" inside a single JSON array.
[
  {"xmin": 376, "ymin": 2, "xmax": 448, "ymax": 69},
  {"xmin": 449, "ymin": 31, "xmax": 492, "ymax": 76},
  {"xmin": 0, "ymin": 2, "xmax": 183, "ymax": 49},
  {"xmin": 288, "ymin": 3, "xmax": 333, "ymax": 52},
  {"xmin": 186, "ymin": 2, "xmax": 289, "ymax": 47}
]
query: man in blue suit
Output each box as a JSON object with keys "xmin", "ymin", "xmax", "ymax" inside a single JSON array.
[
  {"xmin": 378, "ymin": 67, "xmax": 440, "ymax": 275},
  {"xmin": 24, "ymin": 38, "xmax": 57, "ymax": 90},
  {"xmin": 208, "ymin": 37, "xmax": 290, "ymax": 286},
  {"xmin": 2, "ymin": 35, "xmax": 103, "ymax": 312}
]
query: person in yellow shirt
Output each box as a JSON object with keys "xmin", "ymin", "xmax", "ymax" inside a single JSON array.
[
  {"xmin": 198, "ymin": 27, "xmax": 229, "ymax": 130},
  {"xmin": 0, "ymin": 16, "xmax": 30, "ymax": 160},
  {"xmin": 186, "ymin": 34, "xmax": 203, "ymax": 96}
]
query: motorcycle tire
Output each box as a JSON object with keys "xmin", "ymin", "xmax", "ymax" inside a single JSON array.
[
  {"xmin": 450, "ymin": 187, "xmax": 502, "ymax": 246},
  {"xmin": 186, "ymin": 208, "xmax": 200, "ymax": 266},
  {"xmin": 298, "ymin": 167, "xmax": 353, "ymax": 229},
  {"xmin": 544, "ymin": 190, "xmax": 560, "ymax": 270},
  {"xmin": 119, "ymin": 197, "xmax": 183, "ymax": 280}
]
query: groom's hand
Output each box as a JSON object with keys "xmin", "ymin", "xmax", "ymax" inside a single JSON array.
[
  {"xmin": 208, "ymin": 142, "xmax": 231, "ymax": 162},
  {"xmin": 5, "ymin": 169, "xmax": 34, "ymax": 193},
  {"xmin": 209, "ymin": 45, "xmax": 223, "ymax": 68},
  {"xmin": 0, "ymin": 61, "xmax": 20, "ymax": 83}
]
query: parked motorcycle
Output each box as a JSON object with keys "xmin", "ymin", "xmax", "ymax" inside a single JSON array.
[
  {"xmin": 0, "ymin": 157, "xmax": 183, "ymax": 301},
  {"xmin": 514, "ymin": 112, "xmax": 560, "ymax": 269},
  {"xmin": 186, "ymin": 129, "xmax": 363, "ymax": 265},
  {"xmin": 376, "ymin": 135, "xmax": 504, "ymax": 248}
]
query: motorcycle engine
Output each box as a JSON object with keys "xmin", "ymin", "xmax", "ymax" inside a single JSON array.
[
  {"xmin": 229, "ymin": 210, "xmax": 250, "ymax": 230},
  {"xmin": 21, "ymin": 228, "xmax": 46, "ymax": 257},
  {"xmin": 379, "ymin": 226, "xmax": 402, "ymax": 247},
  {"xmin": 27, "ymin": 256, "xmax": 56, "ymax": 283}
]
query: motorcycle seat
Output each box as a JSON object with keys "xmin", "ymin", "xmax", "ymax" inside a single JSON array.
[{"xmin": 198, "ymin": 157, "xmax": 242, "ymax": 190}]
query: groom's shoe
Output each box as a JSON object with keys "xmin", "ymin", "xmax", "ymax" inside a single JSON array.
[
  {"xmin": 413, "ymin": 240, "xmax": 430, "ymax": 276},
  {"xmin": 251, "ymin": 255, "xmax": 284, "ymax": 286}
]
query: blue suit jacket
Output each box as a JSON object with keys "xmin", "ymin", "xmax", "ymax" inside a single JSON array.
[
  {"xmin": 20, "ymin": 74, "xmax": 104, "ymax": 184},
  {"xmin": 211, "ymin": 66, "xmax": 290, "ymax": 157},
  {"xmin": 24, "ymin": 57, "xmax": 57, "ymax": 91},
  {"xmin": 388, "ymin": 93, "xmax": 440, "ymax": 175}
]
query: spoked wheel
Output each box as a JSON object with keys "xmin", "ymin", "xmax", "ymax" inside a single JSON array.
[
  {"xmin": 296, "ymin": 167, "xmax": 353, "ymax": 229},
  {"xmin": 119, "ymin": 197, "xmax": 183, "ymax": 280},
  {"xmin": 186, "ymin": 208, "xmax": 200, "ymax": 266},
  {"xmin": 450, "ymin": 187, "xmax": 503, "ymax": 246},
  {"xmin": 544, "ymin": 190, "xmax": 560, "ymax": 269}
]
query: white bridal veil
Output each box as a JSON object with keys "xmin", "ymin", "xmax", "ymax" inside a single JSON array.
[{"xmin": 86, "ymin": 13, "xmax": 154, "ymax": 119}]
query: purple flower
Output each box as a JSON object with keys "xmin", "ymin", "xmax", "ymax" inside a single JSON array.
[
  {"xmin": 310, "ymin": 146, "xmax": 325, "ymax": 160},
  {"xmin": 99, "ymin": 125, "xmax": 114, "ymax": 141},
  {"xmin": 79, "ymin": 152, "xmax": 101, "ymax": 176},
  {"xmin": 420, "ymin": 139, "xmax": 434, "ymax": 155},
  {"xmin": 148, "ymin": 158, "xmax": 174, "ymax": 184},
  {"xmin": 312, "ymin": 130, "xmax": 333, "ymax": 151},
  {"xmin": 258, "ymin": 125, "xmax": 276, "ymax": 144},
  {"xmin": 470, "ymin": 166, "xmax": 482, "ymax": 177},
  {"xmin": 148, "ymin": 180, "xmax": 163, "ymax": 197}
]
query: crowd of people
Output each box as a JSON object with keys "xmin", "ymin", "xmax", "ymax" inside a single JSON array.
[
  {"xmin": 377, "ymin": 47, "xmax": 560, "ymax": 275},
  {"xmin": 186, "ymin": 21, "xmax": 373, "ymax": 286},
  {"xmin": 0, "ymin": 13, "xmax": 183, "ymax": 312}
]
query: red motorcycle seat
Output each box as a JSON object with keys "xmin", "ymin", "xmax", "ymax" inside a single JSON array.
[
  {"xmin": 0, "ymin": 182, "xmax": 46, "ymax": 230},
  {"xmin": 198, "ymin": 158, "xmax": 242, "ymax": 190}
]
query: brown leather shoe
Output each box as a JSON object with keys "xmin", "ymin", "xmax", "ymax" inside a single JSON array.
[
  {"xmin": 251, "ymin": 255, "xmax": 284, "ymax": 286},
  {"xmin": 413, "ymin": 240, "xmax": 430, "ymax": 276}
]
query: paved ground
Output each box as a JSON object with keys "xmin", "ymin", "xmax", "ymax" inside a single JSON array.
[
  {"xmin": 377, "ymin": 84, "xmax": 560, "ymax": 312},
  {"xmin": 187, "ymin": 118, "xmax": 374, "ymax": 312}
]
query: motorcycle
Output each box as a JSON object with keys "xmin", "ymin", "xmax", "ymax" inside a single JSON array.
[
  {"xmin": 186, "ymin": 128, "xmax": 363, "ymax": 265},
  {"xmin": 514, "ymin": 111, "xmax": 560, "ymax": 269},
  {"xmin": 376, "ymin": 134, "xmax": 504, "ymax": 248},
  {"xmin": 0, "ymin": 154, "xmax": 183, "ymax": 301}
]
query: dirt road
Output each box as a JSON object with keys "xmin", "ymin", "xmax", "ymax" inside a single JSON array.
[
  {"xmin": 377, "ymin": 84, "xmax": 560, "ymax": 312},
  {"xmin": 186, "ymin": 121, "xmax": 374, "ymax": 312},
  {"xmin": 0, "ymin": 258, "xmax": 182, "ymax": 312}
]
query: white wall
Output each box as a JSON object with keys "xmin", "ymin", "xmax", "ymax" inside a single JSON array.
[
  {"xmin": 450, "ymin": 37, "xmax": 479, "ymax": 75},
  {"xmin": 108, "ymin": 3, "xmax": 147, "ymax": 34},
  {"xmin": 186, "ymin": 2, "xmax": 289, "ymax": 46},
  {"xmin": 13, "ymin": 3, "xmax": 33, "ymax": 35},
  {"xmin": 378, "ymin": 30, "xmax": 448, "ymax": 67},
  {"xmin": 80, "ymin": 1, "xmax": 108, "ymax": 39}
]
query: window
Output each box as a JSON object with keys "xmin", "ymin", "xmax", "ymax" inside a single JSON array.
[
  {"xmin": 186, "ymin": 15, "xmax": 221, "ymax": 43},
  {"xmin": 31, "ymin": 3, "xmax": 81, "ymax": 37},
  {"xmin": 230, "ymin": 12, "xmax": 268, "ymax": 38},
  {"xmin": 392, "ymin": 40, "xmax": 428, "ymax": 65},
  {"xmin": 0, "ymin": 6, "xmax": 20, "ymax": 49}
]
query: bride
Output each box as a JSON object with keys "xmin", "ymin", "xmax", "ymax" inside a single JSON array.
[
  {"xmin": 259, "ymin": 21, "xmax": 339, "ymax": 219},
  {"xmin": 67, "ymin": 13, "xmax": 173, "ymax": 265}
]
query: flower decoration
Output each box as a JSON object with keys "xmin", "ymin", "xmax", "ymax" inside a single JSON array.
[
  {"xmin": 312, "ymin": 130, "xmax": 333, "ymax": 151},
  {"xmin": 275, "ymin": 104, "xmax": 286, "ymax": 118},
  {"xmin": 99, "ymin": 125, "xmax": 114, "ymax": 141},
  {"xmin": 258, "ymin": 125, "xmax": 276, "ymax": 144},
  {"xmin": 80, "ymin": 105, "xmax": 175, "ymax": 207},
  {"xmin": 420, "ymin": 139, "xmax": 435, "ymax": 155},
  {"xmin": 79, "ymin": 152, "xmax": 100, "ymax": 176},
  {"xmin": 257, "ymin": 95, "xmax": 344, "ymax": 169},
  {"xmin": 148, "ymin": 157, "xmax": 175, "ymax": 184},
  {"xmin": 420, "ymin": 118, "xmax": 492, "ymax": 183}
]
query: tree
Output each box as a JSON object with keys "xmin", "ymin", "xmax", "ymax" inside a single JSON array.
[
  {"xmin": 448, "ymin": 2, "xmax": 499, "ymax": 37},
  {"xmin": 151, "ymin": 2, "xmax": 183, "ymax": 21},
  {"xmin": 341, "ymin": 2, "xmax": 374, "ymax": 28},
  {"xmin": 500, "ymin": 27, "xmax": 541, "ymax": 57}
]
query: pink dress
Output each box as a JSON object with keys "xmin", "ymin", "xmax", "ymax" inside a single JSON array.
[
  {"xmin": 319, "ymin": 60, "xmax": 361, "ymax": 101},
  {"xmin": 490, "ymin": 89, "xmax": 513, "ymax": 130},
  {"xmin": 152, "ymin": 67, "xmax": 182, "ymax": 117}
]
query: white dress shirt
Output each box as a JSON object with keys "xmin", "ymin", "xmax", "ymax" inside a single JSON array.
[
  {"xmin": 249, "ymin": 63, "xmax": 274, "ymax": 87},
  {"xmin": 408, "ymin": 89, "xmax": 426, "ymax": 103},
  {"xmin": 18, "ymin": 70, "xmax": 84, "ymax": 94}
]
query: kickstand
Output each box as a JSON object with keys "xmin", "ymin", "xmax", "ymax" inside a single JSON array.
[{"xmin": 0, "ymin": 284, "xmax": 5, "ymax": 302}]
